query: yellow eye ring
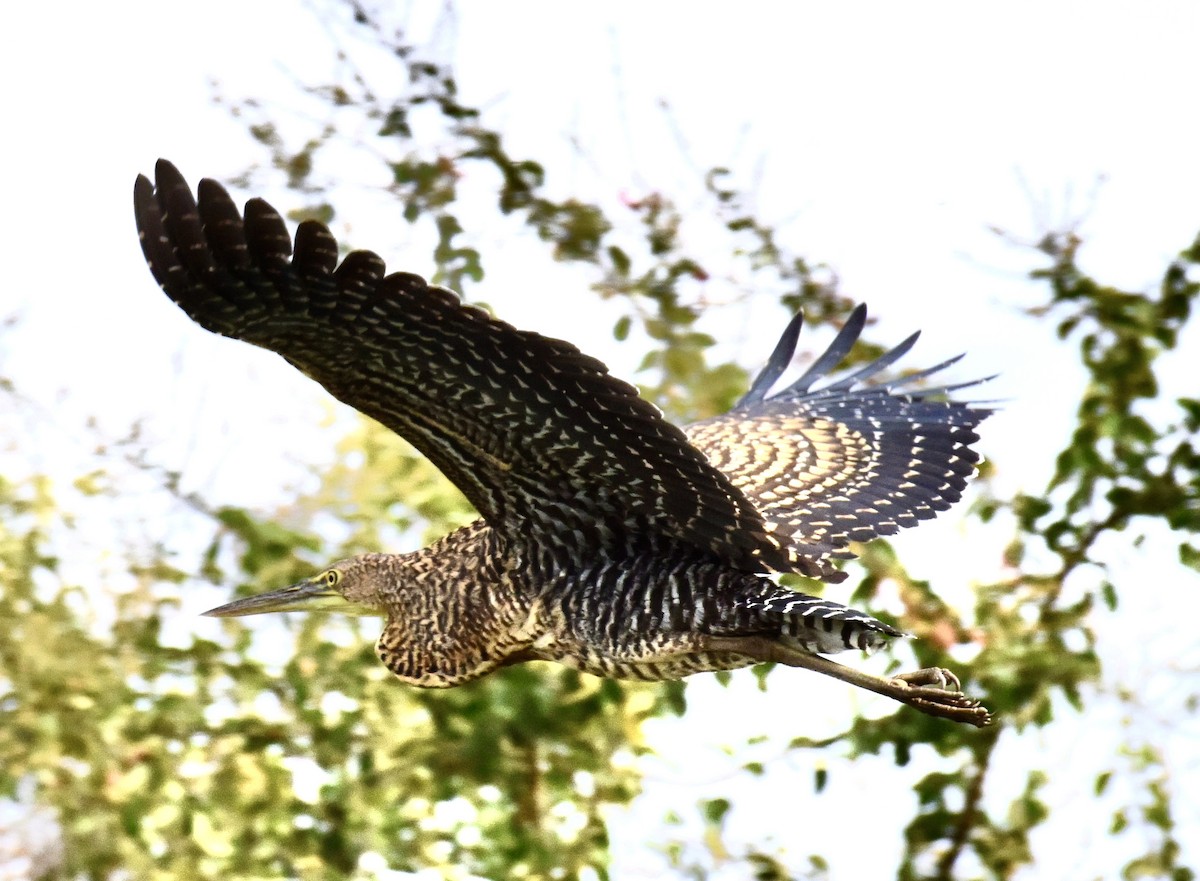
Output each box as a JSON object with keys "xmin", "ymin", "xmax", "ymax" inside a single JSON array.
[{"xmin": 324, "ymin": 570, "xmax": 341, "ymax": 588}]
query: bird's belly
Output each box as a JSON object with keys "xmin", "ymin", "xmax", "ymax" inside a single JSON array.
[
  {"xmin": 527, "ymin": 630, "xmax": 757, "ymax": 681},
  {"xmin": 567, "ymin": 650, "xmax": 760, "ymax": 681}
]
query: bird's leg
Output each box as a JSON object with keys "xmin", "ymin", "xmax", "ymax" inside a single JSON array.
[{"xmin": 704, "ymin": 636, "xmax": 991, "ymax": 727}]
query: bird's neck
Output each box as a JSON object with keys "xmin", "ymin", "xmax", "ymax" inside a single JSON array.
[{"xmin": 372, "ymin": 520, "xmax": 539, "ymax": 686}]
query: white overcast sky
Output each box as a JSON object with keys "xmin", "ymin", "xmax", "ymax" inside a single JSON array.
[{"xmin": 3, "ymin": 2, "xmax": 1199, "ymax": 879}]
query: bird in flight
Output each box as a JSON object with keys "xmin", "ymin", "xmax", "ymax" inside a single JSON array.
[{"xmin": 134, "ymin": 160, "xmax": 991, "ymax": 726}]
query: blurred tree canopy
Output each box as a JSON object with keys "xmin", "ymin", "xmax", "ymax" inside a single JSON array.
[{"xmin": 2, "ymin": 4, "xmax": 1197, "ymax": 880}]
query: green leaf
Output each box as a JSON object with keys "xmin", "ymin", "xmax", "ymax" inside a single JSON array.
[{"xmin": 701, "ymin": 797, "xmax": 732, "ymax": 826}]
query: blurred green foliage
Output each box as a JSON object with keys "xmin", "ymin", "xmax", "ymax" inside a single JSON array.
[{"xmin": 2, "ymin": 4, "xmax": 1197, "ymax": 879}]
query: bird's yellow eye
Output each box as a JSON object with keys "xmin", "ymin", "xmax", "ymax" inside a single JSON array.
[{"xmin": 323, "ymin": 570, "xmax": 342, "ymax": 588}]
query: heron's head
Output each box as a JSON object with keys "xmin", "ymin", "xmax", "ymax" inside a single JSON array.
[{"xmin": 203, "ymin": 557, "xmax": 390, "ymax": 619}]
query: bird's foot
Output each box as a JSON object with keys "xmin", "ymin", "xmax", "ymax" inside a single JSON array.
[
  {"xmin": 894, "ymin": 666, "xmax": 961, "ymax": 691},
  {"xmin": 889, "ymin": 667, "xmax": 991, "ymax": 727}
]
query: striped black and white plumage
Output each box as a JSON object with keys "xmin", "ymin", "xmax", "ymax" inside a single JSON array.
[{"xmin": 135, "ymin": 160, "xmax": 991, "ymax": 725}]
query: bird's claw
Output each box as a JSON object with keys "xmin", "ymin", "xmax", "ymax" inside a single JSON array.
[
  {"xmin": 894, "ymin": 666, "xmax": 961, "ymax": 691},
  {"xmin": 890, "ymin": 667, "xmax": 992, "ymax": 727}
]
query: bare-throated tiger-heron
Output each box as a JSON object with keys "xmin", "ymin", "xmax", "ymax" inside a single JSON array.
[{"xmin": 134, "ymin": 160, "xmax": 992, "ymax": 726}]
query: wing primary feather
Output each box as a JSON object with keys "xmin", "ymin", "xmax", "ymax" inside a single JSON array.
[
  {"xmin": 872, "ymin": 353, "xmax": 965, "ymax": 390},
  {"xmin": 737, "ymin": 310, "xmax": 804, "ymax": 407},
  {"xmin": 815, "ymin": 330, "xmax": 921, "ymax": 393},
  {"xmin": 196, "ymin": 179, "xmax": 250, "ymax": 270},
  {"xmin": 242, "ymin": 197, "xmax": 293, "ymax": 267},
  {"xmin": 156, "ymin": 162, "xmax": 218, "ymax": 281},
  {"xmin": 293, "ymin": 220, "xmax": 339, "ymax": 276},
  {"xmin": 133, "ymin": 174, "xmax": 175, "ymax": 291},
  {"xmin": 783, "ymin": 303, "xmax": 868, "ymax": 396}
]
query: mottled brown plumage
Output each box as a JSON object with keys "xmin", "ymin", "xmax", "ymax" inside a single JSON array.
[{"xmin": 135, "ymin": 160, "xmax": 991, "ymax": 725}]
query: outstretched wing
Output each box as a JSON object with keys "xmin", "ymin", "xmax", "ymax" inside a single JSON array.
[
  {"xmin": 134, "ymin": 160, "xmax": 791, "ymax": 572},
  {"xmin": 685, "ymin": 305, "xmax": 990, "ymax": 582}
]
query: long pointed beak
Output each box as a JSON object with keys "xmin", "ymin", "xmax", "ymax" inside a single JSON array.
[{"xmin": 203, "ymin": 579, "xmax": 342, "ymax": 618}]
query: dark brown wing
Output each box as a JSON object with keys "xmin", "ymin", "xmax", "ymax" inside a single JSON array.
[
  {"xmin": 685, "ymin": 305, "xmax": 990, "ymax": 582},
  {"xmin": 134, "ymin": 160, "xmax": 790, "ymax": 572}
]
